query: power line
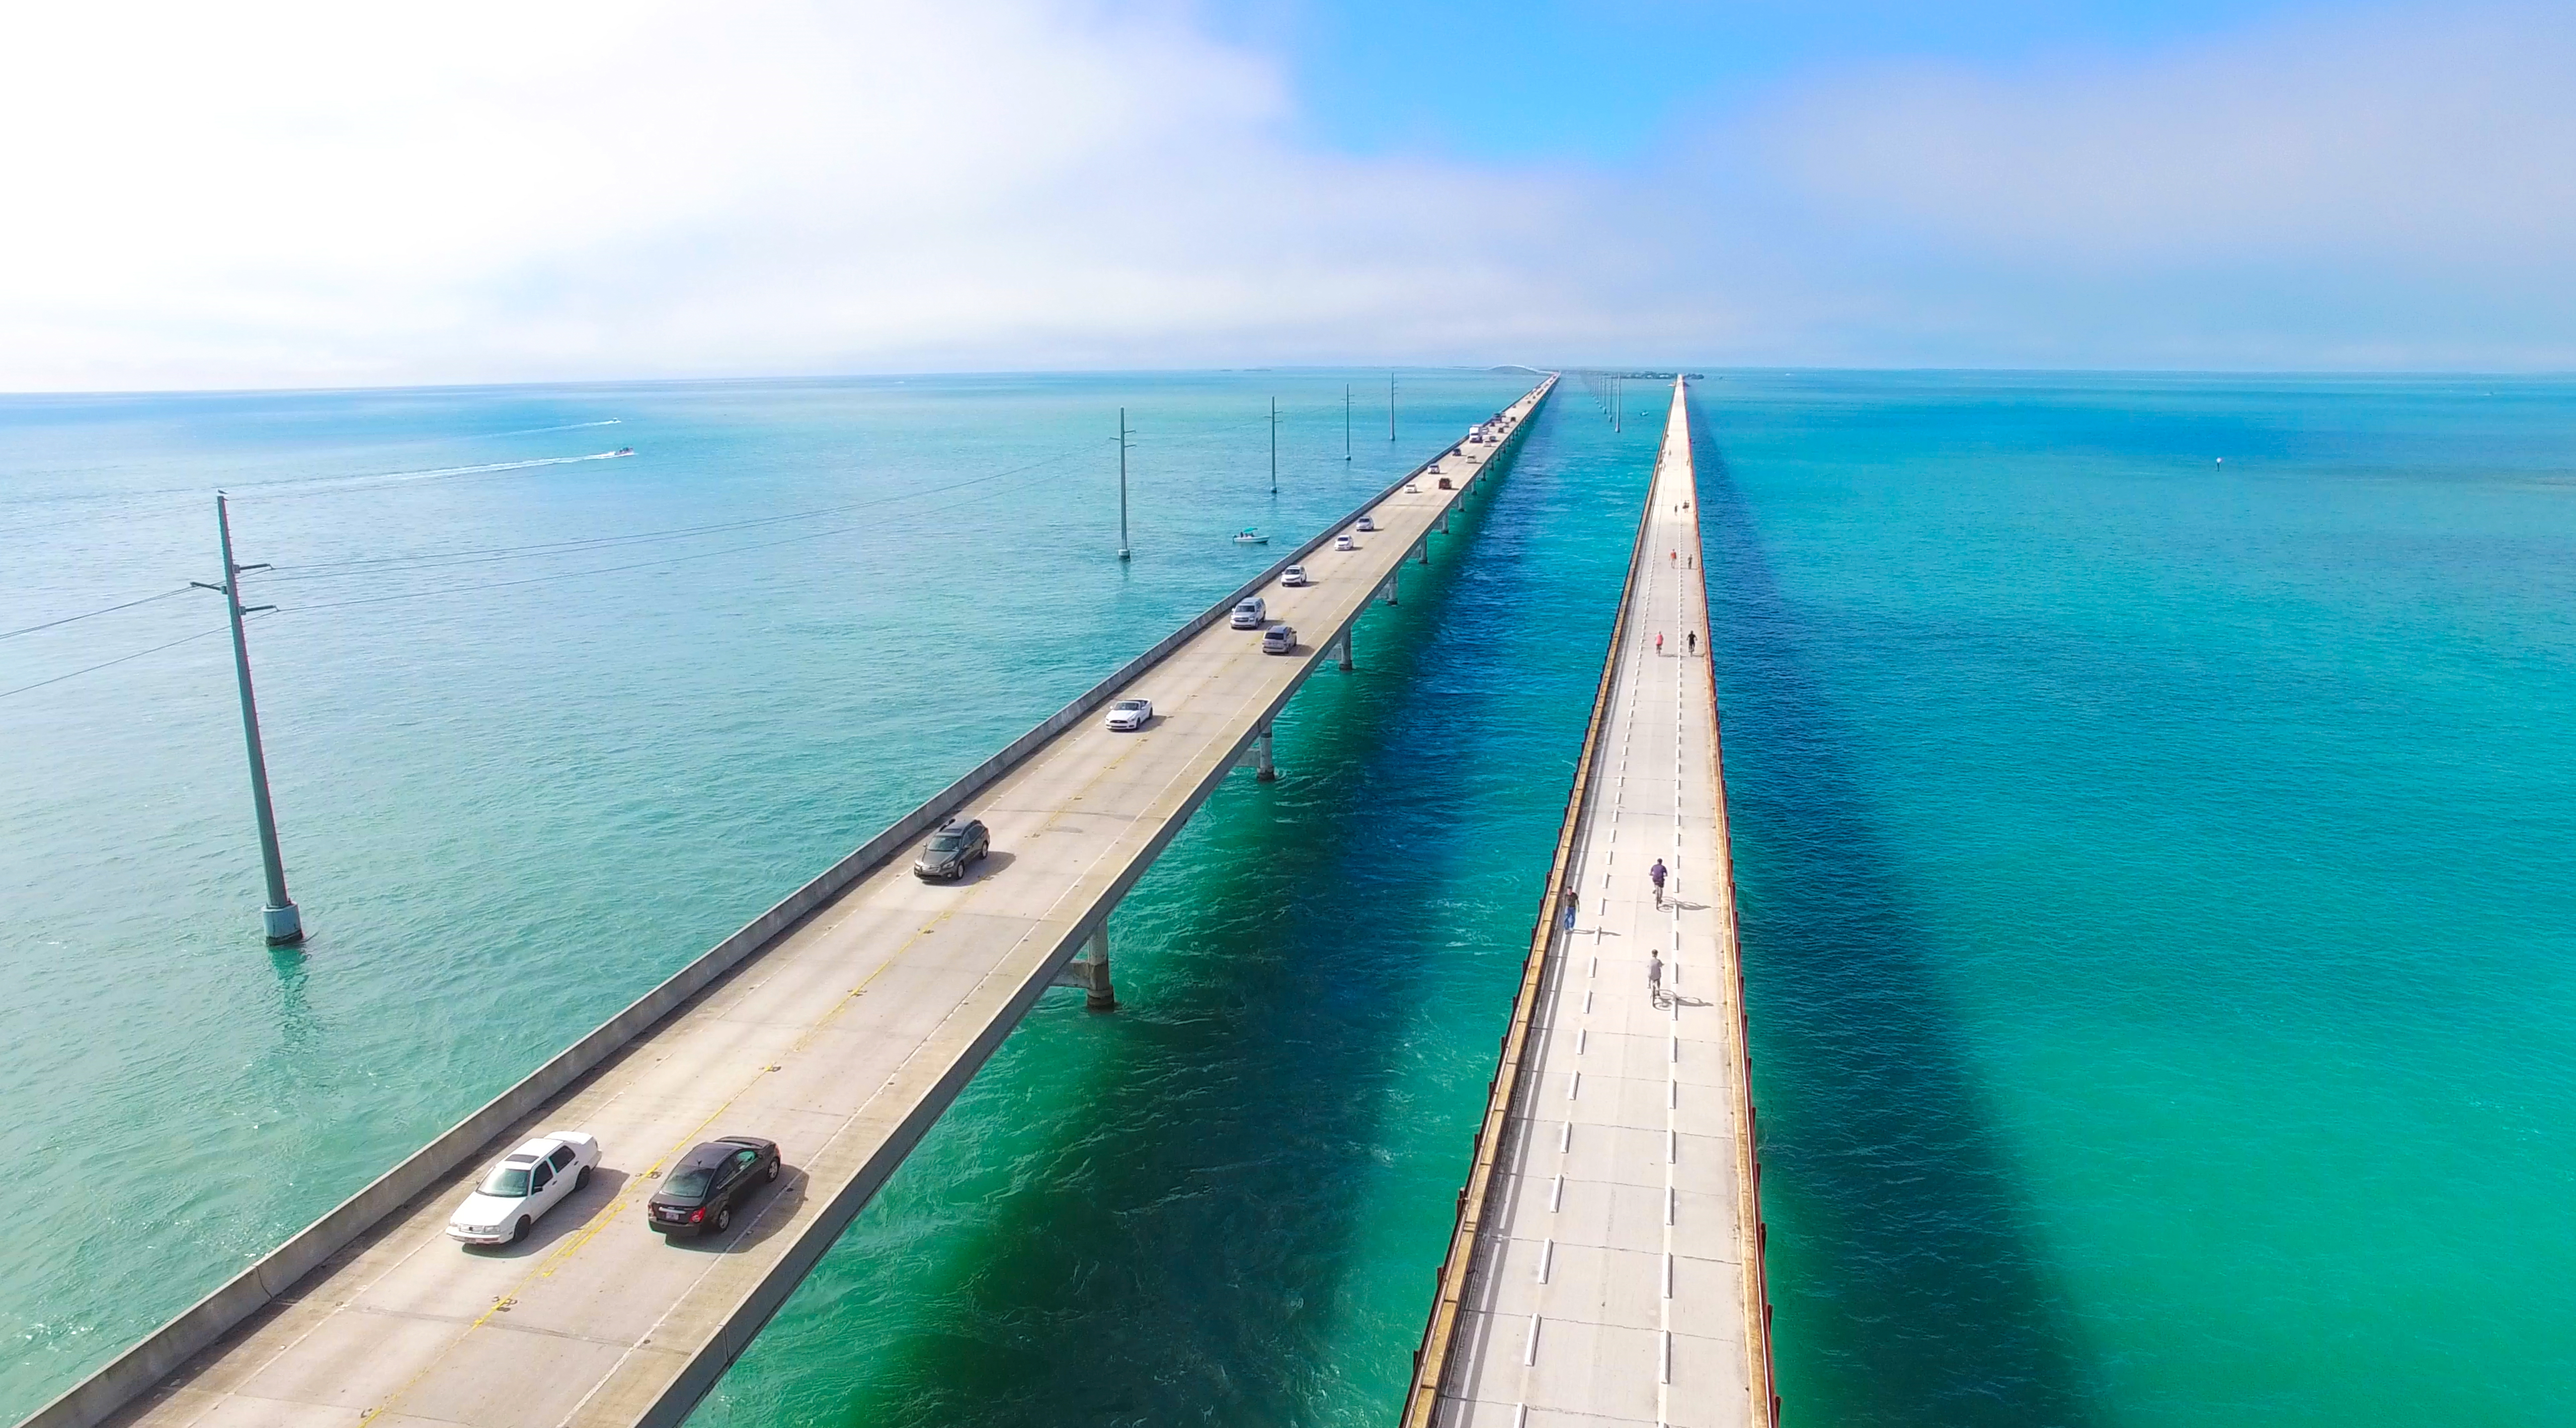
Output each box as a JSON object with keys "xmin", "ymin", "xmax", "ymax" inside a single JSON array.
[
  {"xmin": 1, "ymin": 586, "xmax": 193, "ymax": 641},
  {"xmin": 264, "ymin": 443, "xmax": 1095, "ymax": 584},
  {"xmin": 280, "ymin": 447, "xmax": 1093, "ymax": 616},
  {"xmin": 0, "ymin": 623, "xmax": 233, "ymax": 702}
]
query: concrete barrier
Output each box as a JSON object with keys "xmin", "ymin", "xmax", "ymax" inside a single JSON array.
[{"xmin": 19, "ymin": 376, "xmax": 1557, "ymax": 1428}]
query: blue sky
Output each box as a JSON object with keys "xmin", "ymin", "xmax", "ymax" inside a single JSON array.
[
  {"xmin": 0, "ymin": 0, "xmax": 2568, "ymax": 388},
  {"xmin": 1242, "ymin": 0, "xmax": 2303, "ymax": 160}
]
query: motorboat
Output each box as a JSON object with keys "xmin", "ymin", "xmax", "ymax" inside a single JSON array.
[
  {"xmin": 612, "ymin": 447, "xmax": 635, "ymax": 456},
  {"xmin": 1233, "ymin": 528, "xmax": 1269, "ymax": 545}
]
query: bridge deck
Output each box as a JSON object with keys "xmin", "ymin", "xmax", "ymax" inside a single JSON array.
[
  {"xmin": 44, "ymin": 379, "xmax": 1552, "ymax": 1428},
  {"xmin": 1413, "ymin": 378, "xmax": 1770, "ymax": 1427}
]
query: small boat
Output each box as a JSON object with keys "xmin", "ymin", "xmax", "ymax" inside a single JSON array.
[
  {"xmin": 1232, "ymin": 528, "xmax": 1268, "ymax": 545},
  {"xmin": 611, "ymin": 447, "xmax": 635, "ymax": 456}
]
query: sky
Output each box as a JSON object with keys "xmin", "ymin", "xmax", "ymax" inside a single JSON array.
[{"xmin": 2, "ymin": 0, "xmax": 2571, "ymax": 389}]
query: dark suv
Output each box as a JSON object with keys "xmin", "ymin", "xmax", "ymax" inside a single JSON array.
[
  {"xmin": 647, "ymin": 1135, "xmax": 781, "ymax": 1238},
  {"xmin": 913, "ymin": 817, "xmax": 990, "ymax": 880}
]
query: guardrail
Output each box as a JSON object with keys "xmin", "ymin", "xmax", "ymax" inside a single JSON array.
[
  {"xmin": 1398, "ymin": 395, "xmax": 1656, "ymax": 1427},
  {"xmin": 1685, "ymin": 395, "xmax": 1780, "ymax": 1428},
  {"xmin": 19, "ymin": 377, "xmax": 1557, "ymax": 1428}
]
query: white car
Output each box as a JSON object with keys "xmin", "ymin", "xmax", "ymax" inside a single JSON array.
[
  {"xmin": 1334, "ymin": 534, "xmax": 1357, "ymax": 551},
  {"xmin": 1356, "ymin": 516, "xmax": 1378, "ymax": 532},
  {"xmin": 1105, "ymin": 698, "xmax": 1152, "ymax": 731},
  {"xmin": 1281, "ymin": 565, "xmax": 1309, "ymax": 587},
  {"xmin": 448, "ymin": 1132, "xmax": 599, "ymax": 1246},
  {"xmin": 1230, "ymin": 597, "xmax": 1267, "ymax": 629}
]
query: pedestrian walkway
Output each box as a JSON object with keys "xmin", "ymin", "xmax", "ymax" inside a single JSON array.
[{"xmin": 1406, "ymin": 376, "xmax": 1771, "ymax": 1428}]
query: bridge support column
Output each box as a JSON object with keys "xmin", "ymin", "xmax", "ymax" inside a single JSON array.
[
  {"xmin": 1415, "ymin": 539, "xmax": 1429, "ymax": 565},
  {"xmin": 1379, "ymin": 571, "xmax": 1399, "ymax": 606},
  {"xmin": 1055, "ymin": 921, "xmax": 1116, "ymax": 1011},
  {"xmin": 1336, "ymin": 629, "xmax": 1354, "ymax": 671},
  {"xmin": 1437, "ymin": 509, "xmax": 1450, "ymax": 534},
  {"xmin": 1255, "ymin": 725, "xmax": 1277, "ymax": 783}
]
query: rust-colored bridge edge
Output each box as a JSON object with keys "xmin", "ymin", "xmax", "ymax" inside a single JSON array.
[{"xmin": 1398, "ymin": 375, "xmax": 1778, "ymax": 1427}]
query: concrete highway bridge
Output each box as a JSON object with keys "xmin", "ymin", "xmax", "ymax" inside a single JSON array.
[
  {"xmin": 25, "ymin": 381, "xmax": 1554, "ymax": 1428},
  {"xmin": 1403, "ymin": 378, "xmax": 1775, "ymax": 1428}
]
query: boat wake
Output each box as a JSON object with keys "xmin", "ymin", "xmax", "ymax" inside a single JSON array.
[{"xmin": 237, "ymin": 450, "xmax": 636, "ymax": 497}]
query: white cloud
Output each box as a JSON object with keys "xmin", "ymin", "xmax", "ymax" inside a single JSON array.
[
  {"xmin": 1724, "ymin": 3, "xmax": 2576, "ymax": 365},
  {"xmin": 0, "ymin": 0, "xmax": 1676, "ymax": 389},
  {"xmin": 4, "ymin": 1, "xmax": 2573, "ymax": 385}
]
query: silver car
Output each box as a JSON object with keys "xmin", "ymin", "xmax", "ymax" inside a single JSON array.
[
  {"xmin": 1262, "ymin": 624, "xmax": 1297, "ymax": 655},
  {"xmin": 1356, "ymin": 516, "xmax": 1378, "ymax": 532},
  {"xmin": 1281, "ymin": 565, "xmax": 1309, "ymax": 587},
  {"xmin": 1230, "ymin": 597, "xmax": 1267, "ymax": 629}
]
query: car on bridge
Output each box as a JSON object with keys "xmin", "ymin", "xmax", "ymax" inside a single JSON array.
[
  {"xmin": 1262, "ymin": 624, "xmax": 1297, "ymax": 654},
  {"xmin": 1281, "ymin": 564, "xmax": 1309, "ymax": 586},
  {"xmin": 1334, "ymin": 534, "xmax": 1357, "ymax": 551},
  {"xmin": 1230, "ymin": 596, "xmax": 1267, "ymax": 628},
  {"xmin": 1104, "ymin": 698, "xmax": 1152, "ymax": 731},
  {"xmin": 913, "ymin": 817, "xmax": 989, "ymax": 880},
  {"xmin": 1356, "ymin": 516, "xmax": 1378, "ymax": 532},
  {"xmin": 448, "ymin": 1131, "xmax": 599, "ymax": 1246},
  {"xmin": 647, "ymin": 1136, "xmax": 781, "ymax": 1238}
]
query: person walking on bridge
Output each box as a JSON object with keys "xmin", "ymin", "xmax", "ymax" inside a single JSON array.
[
  {"xmin": 1649, "ymin": 857, "xmax": 1669, "ymax": 907},
  {"xmin": 1655, "ymin": 632, "xmax": 1664, "ymax": 656}
]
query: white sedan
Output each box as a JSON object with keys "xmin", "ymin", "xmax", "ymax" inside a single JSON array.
[
  {"xmin": 1334, "ymin": 534, "xmax": 1357, "ymax": 551},
  {"xmin": 448, "ymin": 1131, "xmax": 600, "ymax": 1245},
  {"xmin": 1281, "ymin": 564, "xmax": 1310, "ymax": 587},
  {"xmin": 1104, "ymin": 698, "xmax": 1152, "ymax": 731}
]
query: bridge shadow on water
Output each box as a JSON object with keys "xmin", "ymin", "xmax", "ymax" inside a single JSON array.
[
  {"xmin": 1690, "ymin": 396, "xmax": 2105, "ymax": 1427},
  {"xmin": 720, "ymin": 404, "xmax": 1626, "ymax": 1428}
]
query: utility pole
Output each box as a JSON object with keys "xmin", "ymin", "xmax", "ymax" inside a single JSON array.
[
  {"xmin": 192, "ymin": 493, "xmax": 303, "ymax": 946},
  {"xmin": 1117, "ymin": 408, "xmax": 1132, "ymax": 561},
  {"xmin": 1269, "ymin": 396, "xmax": 1279, "ymax": 495},
  {"xmin": 1614, "ymin": 376, "xmax": 1621, "ymax": 434},
  {"xmin": 1344, "ymin": 384, "xmax": 1352, "ymax": 461},
  {"xmin": 1389, "ymin": 372, "xmax": 1397, "ymax": 443}
]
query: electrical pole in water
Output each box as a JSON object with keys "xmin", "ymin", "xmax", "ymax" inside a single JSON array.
[
  {"xmin": 1614, "ymin": 377, "xmax": 1621, "ymax": 434},
  {"xmin": 1117, "ymin": 408, "xmax": 1132, "ymax": 561},
  {"xmin": 1389, "ymin": 372, "xmax": 1397, "ymax": 443},
  {"xmin": 1270, "ymin": 396, "xmax": 1280, "ymax": 495},
  {"xmin": 192, "ymin": 493, "xmax": 303, "ymax": 946},
  {"xmin": 1344, "ymin": 384, "xmax": 1352, "ymax": 461}
]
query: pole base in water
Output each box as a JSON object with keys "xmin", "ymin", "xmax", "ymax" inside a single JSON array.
[{"xmin": 263, "ymin": 902, "xmax": 305, "ymax": 946}]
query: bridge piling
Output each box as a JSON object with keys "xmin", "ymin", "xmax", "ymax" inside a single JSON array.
[{"xmin": 18, "ymin": 376, "xmax": 1559, "ymax": 1428}]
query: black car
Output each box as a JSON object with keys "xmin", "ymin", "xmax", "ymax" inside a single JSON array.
[
  {"xmin": 647, "ymin": 1135, "xmax": 781, "ymax": 1237},
  {"xmin": 912, "ymin": 816, "xmax": 990, "ymax": 880}
]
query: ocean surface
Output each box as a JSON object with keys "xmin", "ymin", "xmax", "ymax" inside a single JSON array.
[{"xmin": 5, "ymin": 369, "xmax": 2571, "ymax": 1426}]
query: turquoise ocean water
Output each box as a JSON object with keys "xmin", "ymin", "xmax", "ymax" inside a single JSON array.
[{"xmin": 4, "ymin": 370, "xmax": 2571, "ymax": 1425}]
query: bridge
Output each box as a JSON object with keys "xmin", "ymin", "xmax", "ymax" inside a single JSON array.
[
  {"xmin": 1401, "ymin": 377, "xmax": 1775, "ymax": 1428},
  {"xmin": 24, "ymin": 377, "xmax": 1555, "ymax": 1428}
]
